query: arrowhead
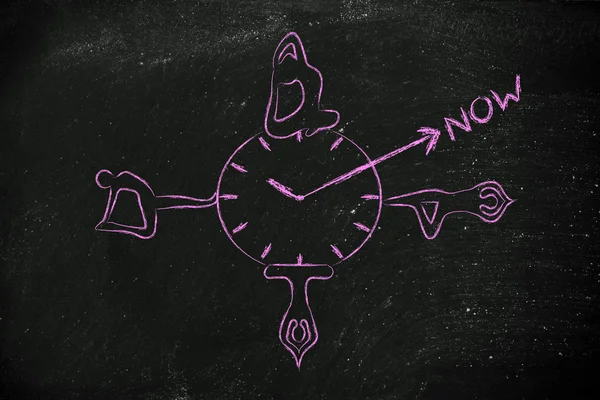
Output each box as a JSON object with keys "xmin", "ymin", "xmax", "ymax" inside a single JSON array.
[{"xmin": 417, "ymin": 127, "xmax": 441, "ymax": 155}]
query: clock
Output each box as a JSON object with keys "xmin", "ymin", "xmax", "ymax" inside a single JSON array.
[{"xmin": 216, "ymin": 130, "xmax": 383, "ymax": 266}]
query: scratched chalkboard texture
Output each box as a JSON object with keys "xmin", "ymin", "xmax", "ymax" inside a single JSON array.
[{"xmin": 1, "ymin": 0, "xmax": 599, "ymax": 399}]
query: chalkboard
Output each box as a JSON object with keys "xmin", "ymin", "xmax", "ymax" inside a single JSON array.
[{"xmin": 1, "ymin": 1, "xmax": 599, "ymax": 399}]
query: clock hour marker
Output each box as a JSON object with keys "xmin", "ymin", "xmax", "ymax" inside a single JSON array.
[
  {"xmin": 353, "ymin": 222, "xmax": 371, "ymax": 233},
  {"xmin": 330, "ymin": 244, "xmax": 344, "ymax": 259},
  {"xmin": 261, "ymin": 243, "xmax": 272, "ymax": 259},
  {"xmin": 297, "ymin": 253, "xmax": 303, "ymax": 264},
  {"xmin": 258, "ymin": 136, "xmax": 271, "ymax": 151},
  {"xmin": 232, "ymin": 221, "xmax": 248, "ymax": 234},
  {"xmin": 330, "ymin": 137, "xmax": 344, "ymax": 151},
  {"xmin": 361, "ymin": 194, "xmax": 380, "ymax": 200},
  {"xmin": 220, "ymin": 194, "xmax": 238, "ymax": 200},
  {"xmin": 230, "ymin": 162, "xmax": 247, "ymax": 173}
]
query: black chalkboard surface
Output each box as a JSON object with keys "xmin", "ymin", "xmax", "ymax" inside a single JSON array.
[{"xmin": 1, "ymin": 1, "xmax": 599, "ymax": 399}]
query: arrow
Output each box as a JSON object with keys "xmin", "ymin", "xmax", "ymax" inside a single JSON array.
[
  {"xmin": 298, "ymin": 129, "xmax": 441, "ymax": 199},
  {"xmin": 367, "ymin": 127, "xmax": 440, "ymax": 166}
]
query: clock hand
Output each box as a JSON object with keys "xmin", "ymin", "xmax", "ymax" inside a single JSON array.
[
  {"xmin": 267, "ymin": 178, "xmax": 305, "ymax": 201},
  {"xmin": 302, "ymin": 132, "xmax": 435, "ymax": 198}
]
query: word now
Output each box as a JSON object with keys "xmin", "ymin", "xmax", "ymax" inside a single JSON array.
[{"xmin": 420, "ymin": 74, "xmax": 521, "ymax": 144}]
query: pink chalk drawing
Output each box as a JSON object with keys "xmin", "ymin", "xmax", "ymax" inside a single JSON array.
[
  {"xmin": 425, "ymin": 74, "xmax": 521, "ymax": 142},
  {"xmin": 93, "ymin": 32, "xmax": 518, "ymax": 369},
  {"xmin": 264, "ymin": 262, "xmax": 334, "ymax": 368},
  {"xmin": 384, "ymin": 181, "xmax": 515, "ymax": 240},
  {"xmin": 264, "ymin": 32, "xmax": 340, "ymax": 140},
  {"xmin": 95, "ymin": 169, "xmax": 228, "ymax": 239}
]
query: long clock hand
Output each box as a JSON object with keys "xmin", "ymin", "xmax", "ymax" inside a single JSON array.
[{"xmin": 301, "ymin": 130, "xmax": 438, "ymax": 199}]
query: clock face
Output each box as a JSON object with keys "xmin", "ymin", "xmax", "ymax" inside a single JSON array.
[{"xmin": 216, "ymin": 130, "xmax": 382, "ymax": 266}]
